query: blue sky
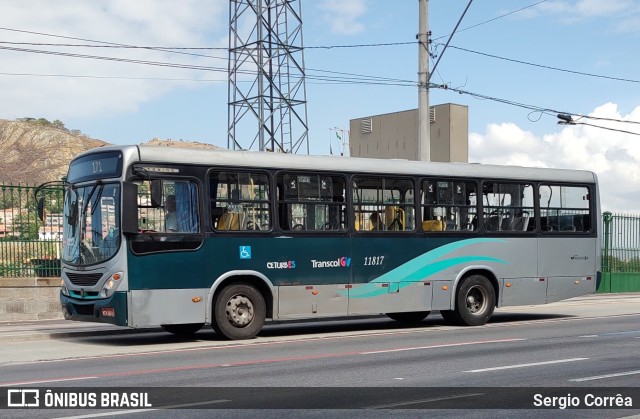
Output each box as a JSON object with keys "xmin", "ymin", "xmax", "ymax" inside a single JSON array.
[{"xmin": 1, "ymin": 0, "xmax": 640, "ymax": 211}]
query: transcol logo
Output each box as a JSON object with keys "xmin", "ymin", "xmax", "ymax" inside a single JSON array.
[{"xmin": 311, "ymin": 256, "xmax": 351, "ymax": 268}]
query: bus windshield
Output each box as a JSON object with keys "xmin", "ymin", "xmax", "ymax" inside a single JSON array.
[{"xmin": 62, "ymin": 183, "xmax": 121, "ymax": 266}]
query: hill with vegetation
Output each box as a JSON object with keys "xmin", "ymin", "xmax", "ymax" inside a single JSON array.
[
  {"xmin": 0, "ymin": 118, "xmax": 221, "ymax": 186},
  {"xmin": 0, "ymin": 118, "xmax": 108, "ymax": 185}
]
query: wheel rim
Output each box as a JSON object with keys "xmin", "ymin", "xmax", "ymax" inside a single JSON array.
[
  {"xmin": 225, "ymin": 294, "xmax": 254, "ymax": 327},
  {"xmin": 465, "ymin": 285, "xmax": 487, "ymax": 315}
]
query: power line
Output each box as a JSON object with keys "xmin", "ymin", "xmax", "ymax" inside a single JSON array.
[
  {"xmin": 0, "ymin": 42, "xmax": 417, "ymax": 86},
  {"xmin": 573, "ymin": 122, "xmax": 640, "ymax": 136},
  {"xmin": 432, "ymin": 83, "xmax": 640, "ymax": 135},
  {"xmin": 448, "ymin": 45, "xmax": 640, "ymax": 84},
  {"xmin": 432, "ymin": 0, "xmax": 550, "ymax": 41}
]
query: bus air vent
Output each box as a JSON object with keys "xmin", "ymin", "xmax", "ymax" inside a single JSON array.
[{"xmin": 67, "ymin": 272, "xmax": 103, "ymax": 287}]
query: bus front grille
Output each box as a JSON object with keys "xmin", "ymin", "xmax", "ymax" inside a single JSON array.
[
  {"xmin": 67, "ymin": 272, "xmax": 103, "ymax": 287},
  {"xmin": 72, "ymin": 303, "xmax": 96, "ymax": 316}
]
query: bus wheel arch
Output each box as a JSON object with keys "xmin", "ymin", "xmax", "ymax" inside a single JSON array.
[
  {"xmin": 210, "ymin": 274, "xmax": 273, "ymax": 340},
  {"xmin": 441, "ymin": 269, "xmax": 498, "ymax": 326}
]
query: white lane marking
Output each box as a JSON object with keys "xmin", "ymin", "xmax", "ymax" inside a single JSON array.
[
  {"xmin": 569, "ymin": 369, "xmax": 640, "ymax": 382},
  {"xmin": 52, "ymin": 399, "xmax": 231, "ymax": 419},
  {"xmin": 1, "ymin": 376, "xmax": 98, "ymax": 386},
  {"xmin": 368, "ymin": 393, "xmax": 484, "ymax": 409},
  {"xmin": 360, "ymin": 338, "xmax": 525, "ymax": 355},
  {"xmin": 465, "ymin": 357, "xmax": 588, "ymax": 373}
]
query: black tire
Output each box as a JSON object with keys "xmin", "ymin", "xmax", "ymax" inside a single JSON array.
[
  {"xmin": 439, "ymin": 309, "xmax": 463, "ymax": 325},
  {"xmin": 386, "ymin": 311, "xmax": 430, "ymax": 324},
  {"xmin": 212, "ymin": 282, "xmax": 266, "ymax": 340},
  {"xmin": 453, "ymin": 274, "xmax": 496, "ymax": 326},
  {"xmin": 161, "ymin": 323, "xmax": 204, "ymax": 336}
]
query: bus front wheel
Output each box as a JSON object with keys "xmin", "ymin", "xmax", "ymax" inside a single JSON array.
[
  {"xmin": 212, "ymin": 283, "xmax": 266, "ymax": 340},
  {"xmin": 443, "ymin": 275, "xmax": 495, "ymax": 326}
]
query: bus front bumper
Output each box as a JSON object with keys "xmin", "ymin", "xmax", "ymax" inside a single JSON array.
[{"xmin": 60, "ymin": 291, "xmax": 128, "ymax": 327}]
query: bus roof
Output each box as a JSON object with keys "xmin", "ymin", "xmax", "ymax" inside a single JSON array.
[{"xmin": 79, "ymin": 144, "xmax": 597, "ymax": 184}]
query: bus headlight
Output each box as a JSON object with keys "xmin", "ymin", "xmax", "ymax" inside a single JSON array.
[
  {"xmin": 60, "ymin": 279, "xmax": 69, "ymax": 297},
  {"xmin": 100, "ymin": 272, "xmax": 123, "ymax": 298}
]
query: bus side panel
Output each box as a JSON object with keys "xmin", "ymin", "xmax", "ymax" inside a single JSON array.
[
  {"xmin": 499, "ymin": 277, "xmax": 547, "ymax": 307},
  {"xmin": 130, "ymin": 289, "xmax": 207, "ymax": 327},
  {"xmin": 538, "ymin": 237, "xmax": 598, "ymax": 303},
  {"xmin": 278, "ymin": 284, "xmax": 348, "ymax": 319},
  {"xmin": 348, "ymin": 281, "xmax": 432, "ymax": 315}
]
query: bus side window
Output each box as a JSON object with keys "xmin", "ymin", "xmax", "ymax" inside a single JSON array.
[
  {"xmin": 211, "ymin": 171, "xmax": 271, "ymax": 232},
  {"xmin": 539, "ymin": 184, "xmax": 591, "ymax": 234},
  {"xmin": 277, "ymin": 173, "xmax": 346, "ymax": 232},
  {"xmin": 352, "ymin": 176, "xmax": 414, "ymax": 233},
  {"xmin": 421, "ymin": 180, "xmax": 477, "ymax": 232}
]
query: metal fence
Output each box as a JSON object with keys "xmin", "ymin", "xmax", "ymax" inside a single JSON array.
[
  {"xmin": 0, "ymin": 183, "xmax": 63, "ymax": 277},
  {"xmin": 600, "ymin": 212, "xmax": 640, "ymax": 292},
  {"xmin": 602, "ymin": 212, "xmax": 640, "ymax": 271}
]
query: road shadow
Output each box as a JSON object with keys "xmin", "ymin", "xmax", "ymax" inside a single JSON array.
[{"xmin": 51, "ymin": 311, "xmax": 575, "ymax": 347}]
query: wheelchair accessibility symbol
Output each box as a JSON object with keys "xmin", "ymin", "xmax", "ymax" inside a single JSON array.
[{"xmin": 239, "ymin": 246, "xmax": 252, "ymax": 260}]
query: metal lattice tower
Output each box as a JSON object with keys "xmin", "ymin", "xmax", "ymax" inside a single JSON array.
[{"xmin": 228, "ymin": 0, "xmax": 309, "ymax": 154}]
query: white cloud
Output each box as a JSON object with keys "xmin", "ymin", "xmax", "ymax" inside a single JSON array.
[
  {"xmin": 317, "ymin": 0, "xmax": 367, "ymax": 35},
  {"xmin": 0, "ymin": 0, "xmax": 227, "ymax": 120},
  {"xmin": 470, "ymin": 103, "xmax": 640, "ymax": 212},
  {"xmin": 522, "ymin": 0, "xmax": 640, "ymax": 27}
]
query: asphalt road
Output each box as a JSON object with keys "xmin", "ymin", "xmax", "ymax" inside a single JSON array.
[{"xmin": 0, "ymin": 293, "xmax": 639, "ymax": 418}]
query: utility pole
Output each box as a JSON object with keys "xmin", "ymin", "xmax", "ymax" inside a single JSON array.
[{"xmin": 418, "ymin": 0, "xmax": 430, "ymax": 161}]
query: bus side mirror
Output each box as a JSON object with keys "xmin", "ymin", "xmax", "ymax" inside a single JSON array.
[
  {"xmin": 37, "ymin": 197, "xmax": 46, "ymax": 223},
  {"xmin": 150, "ymin": 180, "xmax": 162, "ymax": 208},
  {"xmin": 122, "ymin": 182, "xmax": 139, "ymax": 235}
]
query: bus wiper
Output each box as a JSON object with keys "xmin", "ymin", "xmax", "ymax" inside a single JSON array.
[{"xmin": 81, "ymin": 180, "xmax": 103, "ymax": 217}]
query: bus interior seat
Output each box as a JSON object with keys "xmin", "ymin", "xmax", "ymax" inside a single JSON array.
[
  {"xmin": 507, "ymin": 213, "xmax": 531, "ymax": 231},
  {"xmin": 385, "ymin": 206, "xmax": 404, "ymax": 231},
  {"xmin": 217, "ymin": 211, "xmax": 242, "ymax": 230},
  {"xmin": 217, "ymin": 189, "xmax": 244, "ymax": 231},
  {"xmin": 484, "ymin": 216, "xmax": 501, "ymax": 231},
  {"xmin": 422, "ymin": 219, "xmax": 445, "ymax": 232}
]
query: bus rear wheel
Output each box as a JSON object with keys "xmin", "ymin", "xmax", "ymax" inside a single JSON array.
[
  {"xmin": 161, "ymin": 323, "xmax": 204, "ymax": 336},
  {"xmin": 447, "ymin": 274, "xmax": 496, "ymax": 326},
  {"xmin": 212, "ymin": 283, "xmax": 266, "ymax": 340},
  {"xmin": 386, "ymin": 311, "xmax": 430, "ymax": 324}
]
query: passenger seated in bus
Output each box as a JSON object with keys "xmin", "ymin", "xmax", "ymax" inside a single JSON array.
[{"xmin": 369, "ymin": 212, "xmax": 384, "ymax": 231}]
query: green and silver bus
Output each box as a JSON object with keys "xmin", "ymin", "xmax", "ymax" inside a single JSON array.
[{"xmin": 57, "ymin": 145, "xmax": 601, "ymax": 339}]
